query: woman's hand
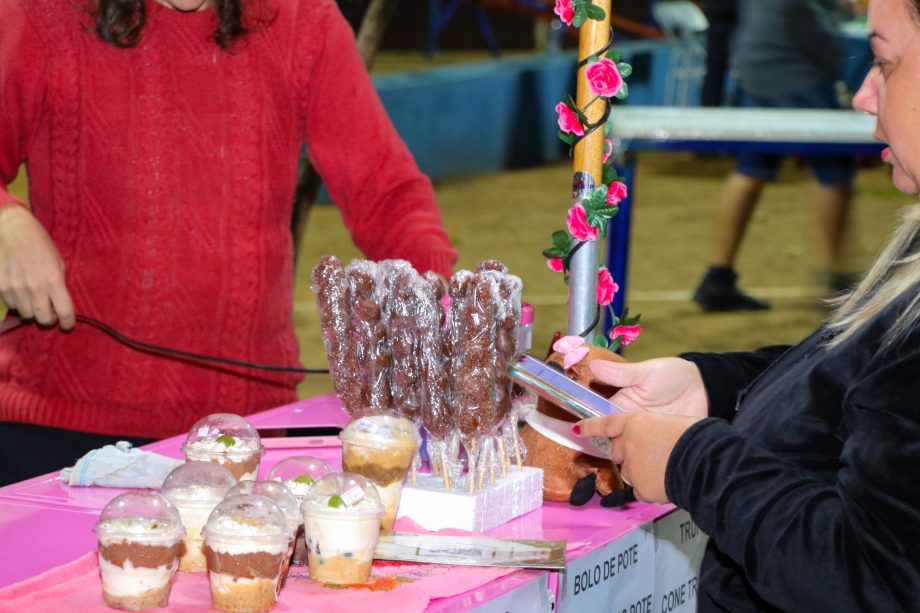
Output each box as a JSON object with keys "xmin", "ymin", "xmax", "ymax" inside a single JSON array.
[
  {"xmin": 590, "ymin": 357, "xmax": 709, "ymax": 418},
  {"xmin": 575, "ymin": 412, "xmax": 703, "ymax": 503},
  {"xmin": 0, "ymin": 205, "xmax": 74, "ymax": 329}
]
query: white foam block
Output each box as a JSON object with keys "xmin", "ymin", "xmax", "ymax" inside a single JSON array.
[{"xmin": 396, "ymin": 467, "xmax": 544, "ymax": 532}]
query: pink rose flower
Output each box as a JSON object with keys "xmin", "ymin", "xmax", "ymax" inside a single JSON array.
[
  {"xmin": 586, "ymin": 57, "xmax": 624, "ymax": 98},
  {"xmin": 603, "ymin": 138, "xmax": 614, "ymax": 163},
  {"xmin": 554, "ymin": 0, "xmax": 574, "ymax": 26},
  {"xmin": 609, "ymin": 324, "xmax": 642, "ymax": 346},
  {"xmin": 555, "ymin": 102, "xmax": 584, "ymax": 136},
  {"xmin": 566, "ymin": 204, "xmax": 598, "ymax": 241},
  {"xmin": 596, "ymin": 267, "xmax": 619, "ymax": 306},
  {"xmin": 606, "ymin": 181, "xmax": 628, "ymax": 206},
  {"xmin": 547, "ymin": 257, "xmax": 564, "ymax": 273},
  {"xmin": 553, "ymin": 335, "xmax": 590, "ymax": 369}
]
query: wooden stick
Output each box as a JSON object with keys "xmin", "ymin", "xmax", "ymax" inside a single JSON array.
[
  {"xmin": 513, "ymin": 432, "xmax": 523, "ymax": 470},
  {"xmin": 489, "ymin": 440, "xmax": 496, "ymax": 486},
  {"xmin": 442, "ymin": 449, "xmax": 451, "ymax": 493},
  {"xmin": 468, "ymin": 440, "xmax": 476, "ymax": 494},
  {"xmin": 498, "ymin": 436, "xmax": 508, "ymax": 479}
]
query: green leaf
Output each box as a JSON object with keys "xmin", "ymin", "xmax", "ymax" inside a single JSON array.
[
  {"xmin": 552, "ymin": 230, "xmax": 571, "ymax": 251},
  {"xmin": 590, "ymin": 186, "xmax": 608, "ymax": 208},
  {"xmin": 558, "ymin": 132, "xmax": 575, "ymax": 145},
  {"xmin": 615, "ymin": 82, "xmax": 630, "ymax": 100},
  {"xmin": 572, "ymin": 9, "xmax": 587, "ymax": 28},
  {"xmin": 328, "ymin": 494, "xmax": 346, "ymax": 508},
  {"xmin": 216, "ymin": 434, "xmax": 236, "ymax": 447},
  {"xmin": 592, "ymin": 334, "xmax": 609, "ymax": 349},
  {"xmin": 542, "ymin": 247, "xmax": 564, "ymax": 258},
  {"xmin": 585, "ymin": 4, "xmax": 606, "ymax": 20},
  {"xmin": 602, "ymin": 164, "xmax": 617, "ymax": 185},
  {"xmin": 294, "ymin": 474, "xmax": 315, "ymax": 485},
  {"xmin": 606, "ymin": 50, "xmax": 623, "ymax": 63},
  {"xmin": 564, "ymin": 93, "xmax": 578, "ymax": 108},
  {"xmin": 619, "ymin": 306, "xmax": 629, "ymax": 320},
  {"xmin": 617, "ymin": 62, "xmax": 633, "ymax": 78},
  {"xmin": 608, "ymin": 336, "xmax": 623, "ymax": 353},
  {"xmin": 622, "ymin": 313, "xmax": 642, "ymax": 326}
]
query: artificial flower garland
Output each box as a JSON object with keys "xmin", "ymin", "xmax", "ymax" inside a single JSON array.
[{"xmin": 543, "ymin": 0, "xmax": 642, "ymax": 352}]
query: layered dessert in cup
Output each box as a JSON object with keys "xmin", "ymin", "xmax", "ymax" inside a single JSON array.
[
  {"xmin": 161, "ymin": 462, "xmax": 236, "ymax": 572},
  {"xmin": 203, "ymin": 494, "xmax": 291, "ymax": 613},
  {"xmin": 95, "ymin": 491, "xmax": 185, "ymax": 610},
  {"xmin": 339, "ymin": 415, "xmax": 420, "ymax": 532},
  {"xmin": 300, "ymin": 472, "xmax": 384, "ymax": 585},
  {"xmin": 226, "ymin": 481, "xmax": 301, "ymax": 591},
  {"xmin": 182, "ymin": 413, "xmax": 264, "ymax": 481},
  {"xmin": 266, "ymin": 456, "xmax": 333, "ymax": 565}
]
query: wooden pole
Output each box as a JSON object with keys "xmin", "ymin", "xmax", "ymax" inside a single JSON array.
[{"xmin": 567, "ymin": 1, "xmax": 611, "ymax": 338}]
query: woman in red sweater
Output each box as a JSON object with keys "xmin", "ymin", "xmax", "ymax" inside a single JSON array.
[{"xmin": 0, "ymin": 0, "xmax": 457, "ymax": 484}]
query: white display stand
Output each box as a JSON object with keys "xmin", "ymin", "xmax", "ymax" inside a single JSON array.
[{"xmin": 397, "ymin": 467, "xmax": 544, "ymax": 532}]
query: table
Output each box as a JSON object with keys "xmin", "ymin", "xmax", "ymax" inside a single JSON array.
[
  {"xmin": 603, "ymin": 105, "xmax": 884, "ymax": 324},
  {"xmin": 0, "ymin": 394, "xmax": 707, "ymax": 611}
]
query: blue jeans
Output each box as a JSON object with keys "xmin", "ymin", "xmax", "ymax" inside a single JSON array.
[{"xmin": 734, "ymin": 84, "xmax": 857, "ymax": 186}]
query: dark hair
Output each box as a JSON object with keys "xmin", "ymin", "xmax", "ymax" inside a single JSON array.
[{"xmin": 92, "ymin": 0, "xmax": 250, "ymax": 49}]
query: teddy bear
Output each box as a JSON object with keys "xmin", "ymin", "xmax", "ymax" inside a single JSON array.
[{"xmin": 520, "ymin": 338, "xmax": 635, "ymax": 507}]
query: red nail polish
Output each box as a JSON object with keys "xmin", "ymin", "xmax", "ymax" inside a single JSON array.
[{"xmin": 571, "ymin": 424, "xmax": 581, "ymax": 435}]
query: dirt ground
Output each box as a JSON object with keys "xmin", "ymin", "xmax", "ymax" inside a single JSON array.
[{"xmin": 294, "ymin": 150, "xmax": 912, "ymax": 398}]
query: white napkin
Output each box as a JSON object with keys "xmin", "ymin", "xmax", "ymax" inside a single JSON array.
[{"xmin": 60, "ymin": 441, "xmax": 183, "ymax": 488}]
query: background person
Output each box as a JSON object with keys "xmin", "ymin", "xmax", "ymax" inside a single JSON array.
[{"xmin": 0, "ymin": 0, "xmax": 457, "ymax": 485}]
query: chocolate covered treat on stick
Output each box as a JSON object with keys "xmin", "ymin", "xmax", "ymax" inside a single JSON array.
[
  {"xmin": 381, "ymin": 262, "xmax": 422, "ymax": 422},
  {"xmin": 311, "ymin": 256, "xmax": 364, "ymax": 416},
  {"xmin": 345, "ymin": 260, "xmax": 392, "ymax": 414}
]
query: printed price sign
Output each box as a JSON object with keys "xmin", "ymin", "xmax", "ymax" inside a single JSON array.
[
  {"xmin": 653, "ymin": 510, "xmax": 709, "ymax": 613},
  {"xmin": 559, "ymin": 524, "xmax": 654, "ymax": 613}
]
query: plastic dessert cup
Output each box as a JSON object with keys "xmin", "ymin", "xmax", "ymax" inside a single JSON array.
[
  {"xmin": 339, "ymin": 415, "xmax": 420, "ymax": 532},
  {"xmin": 95, "ymin": 491, "xmax": 185, "ymax": 611},
  {"xmin": 266, "ymin": 456, "xmax": 333, "ymax": 565},
  {"xmin": 300, "ymin": 472, "xmax": 384, "ymax": 585},
  {"xmin": 161, "ymin": 462, "xmax": 236, "ymax": 572},
  {"xmin": 225, "ymin": 481, "xmax": 302, "ymax": 592},
  {"xmin": 182, "ymin": 413, "xmax": 265, "ymax": 481},
  {"xmin": 203, "ymin": 494, "xmax": 291, "ymax": 613}
]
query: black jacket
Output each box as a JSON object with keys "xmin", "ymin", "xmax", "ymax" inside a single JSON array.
[{"xmin": 672, "ymin": 298, "xmax": 920, "ymax": 611}]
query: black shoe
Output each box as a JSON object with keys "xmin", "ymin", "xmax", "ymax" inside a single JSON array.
[{"xmin": 693, "ymin": 278, "xmax": 771, "ymax": 312}]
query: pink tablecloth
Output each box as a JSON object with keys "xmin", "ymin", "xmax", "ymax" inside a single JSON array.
[{"xmin": 0, "ymin": 552, "xmax": 520, "ymax": 613}]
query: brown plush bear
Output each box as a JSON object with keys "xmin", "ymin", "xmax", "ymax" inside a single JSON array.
[{"xmin": 521, "ymin": 344, "xmax": 634, "ymax": 507}]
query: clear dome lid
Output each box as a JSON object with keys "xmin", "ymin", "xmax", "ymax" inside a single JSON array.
[
  {"xmin": 226, "ymin": 480, "xmax": 301, "ymax": 531},
  {"xmin": 161, "ymin": 462, "xmax": 236, "ymax": 503},
  {"xmin": 339, "ymin": 415, "xmax": 421, "ymax": 451},
  {"xmin": 96, "ymin": 491, "xmax": 184, "ymax": 540},
  {"xmin": 266, "ymin": 456, "xmax": 333, "ymax": 496},
  {"xmin": 181, "ymin": 413, "xmax": 264, "ymax": 457},
  {"xmin": 203, "ymin": 494, "xmax": 289, "ymax": 544},
  {"xmin": 301, "ymin": 472, "xmax": 384, "ymax": 516}
]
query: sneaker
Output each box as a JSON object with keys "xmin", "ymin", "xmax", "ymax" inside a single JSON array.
[{"xmin": 693, "ymin": 277, "xmax": 771, "ymax": 311}]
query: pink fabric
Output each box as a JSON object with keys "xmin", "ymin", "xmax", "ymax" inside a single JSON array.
[{"xmin": 0, "ymin": 551, "xmax": 519, "ymax": 613}]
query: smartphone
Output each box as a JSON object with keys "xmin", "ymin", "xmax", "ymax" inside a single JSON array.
[{"xmin": 508, "ymin": 355, "xmax": 626, "ymax": 420}]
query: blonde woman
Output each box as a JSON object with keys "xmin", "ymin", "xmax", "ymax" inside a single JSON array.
[{"xmin": 575, "ymin": 0, "xmax": 920, "ymax": 609}]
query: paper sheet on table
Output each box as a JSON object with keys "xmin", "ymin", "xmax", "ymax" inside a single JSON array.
[{"xmin": 375, "ymin": 532, "xmax": 567, "ymax": 569}]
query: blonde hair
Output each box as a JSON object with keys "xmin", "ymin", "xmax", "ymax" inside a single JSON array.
[{"xmin": 826, "ymin": 204, "xmax": 920, "ymax": 347}]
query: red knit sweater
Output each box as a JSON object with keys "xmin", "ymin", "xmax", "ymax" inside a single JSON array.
[{"xmin": 0, "ymin": 0, "xmax": 457, "ymax": 437}]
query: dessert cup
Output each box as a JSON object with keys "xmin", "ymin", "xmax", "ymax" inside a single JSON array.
[
  {"xmin": 266, "ymin": 456, "xmax": 333, "ymax": 565},
  {"xmin": 182, "ymin": 413, "xmax": 264, "ymax": 481},
  {"xmin": 95, "ymin": 491, "xmax": 184, "ymax": 611},
  {"xmin": 203, "ymin": 494, "xmax": 291, "ymax": 613},
  {"xmin": 161, "ymin": 462, "xmax": 236, "ymax": 572},
  {"xmin": 300, "ymin": 472, "xmax": 384, "ymax": 585},
  {"xmin": 340, "ymin": 415, "xmax": 420, "ymax": 532}
]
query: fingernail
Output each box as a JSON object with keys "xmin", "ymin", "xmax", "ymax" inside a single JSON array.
[{"xmin": 571, "ymin": 424, "xmax": 581, "ymax": 435}]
